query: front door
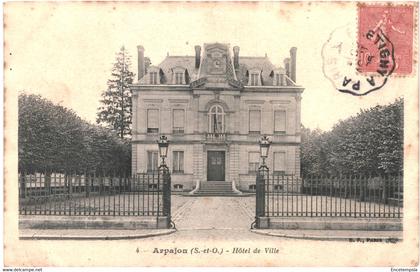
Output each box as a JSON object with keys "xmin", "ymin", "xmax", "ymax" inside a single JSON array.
[{"xmin": 207, "ymin": 151, "xmax": 225, "ymax": 181}]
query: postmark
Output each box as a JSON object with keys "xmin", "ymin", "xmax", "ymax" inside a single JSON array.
[
  {"xmin": 322, "ymin": 24, "xmax": 395, "ymax": 96},
  {"xmin": 358, "ymin": 4, "xmax": 414, "ymax": 75}
]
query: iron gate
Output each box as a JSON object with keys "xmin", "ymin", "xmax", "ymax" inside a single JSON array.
[
  {"xmin": 19, "ymin": 167, "xmax": 172, "ymax": 228},
  {"xmin": 254, "ymin": 169, "xmax": 403, "ymax": 229}
]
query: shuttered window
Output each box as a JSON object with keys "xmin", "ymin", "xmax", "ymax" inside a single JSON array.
[
  {"xmin": 173, "ymin": 109, "xmax": 185, "ymax": 134},
  {"xmin": 249, "ymin": 110, "xmax": 261, "ymax": 133},
  {"xmin": 274, "ymin": 152, "xmax": 286, "ymax": 174},
  {"xmin": 173, "ymin": 151, "xmax": 184, "ymax": 173},
  {"xmin": 147, "ymin": 109, "xmax": 159, "ymax": 133},
  {"xmin": 248, "ymin": 152, "xmax": 260, "ymax": 173},
  {"xmin": 147, "ymin": 151, "xmax": 159, "ymax": 172},
  {"xmin": 274, "ymin": 110, "xmax": 286, "ymax": 133}
]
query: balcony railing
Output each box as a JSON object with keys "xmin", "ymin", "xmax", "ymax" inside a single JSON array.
[{"xmin": 206, "ymin": 133, "xmax": 227, "ymax": 142}]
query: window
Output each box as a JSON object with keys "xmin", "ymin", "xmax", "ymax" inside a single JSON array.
[
  {"xmin": 175, "ymin": 72, "xmax": 184, "ymax": 84},
  {"xmin": 173, "ymin": 151, "xmax": 184, "ymax": 173},
  {"xmin": 273, "ymin": 152, "xmax": 286, "ymax": 175},
  {"xmin": 147, "ymin": 151, "xmax": 159, "ymax": 173},
  {"xmin": 208, "ymin": 105, "xmax": 224, "ymax": 133},
  {"xmin": 250, "ymin": 73, "xmax": 259, "ymax": 86},
  {"xmin": 275, "ymin": 73, "xmax": 284, "ymax": 86},
  {"xmin": 173, "ymin": 109, "xmax": 185, "ymax": 134},
  {"xmin": 248, "ymin": 152, "xmax": 260, "ymax": 173},
  {"xmin": 147, "ymin": 109, "xmax": 159, "ymax": 133},
  {"xmin": 249, "ymin": 109, "xmax": 261, "ymax": 133},
  {"xmin": 274, "ymin": 110, "xmax": 286, "ymax": 133},
  {"xmin": 150, "ymin": 72, "xmax": 158, "ymax": 84},
  {"xmin": 174, "ymin": 184, "xmax": 183, "ymax": 190}
]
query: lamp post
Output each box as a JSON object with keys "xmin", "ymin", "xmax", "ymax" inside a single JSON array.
[
  {"xmin": 157, "ymin": 135, "xmax": 171, "ymax": 227},
  {"xmin": 157, "ymin": 135, "xmax": 169, "ymax": 167},
  {"xmin": 254, "ymin": 135, "xmax": 271, "ymax": 229},
  {"xmin": 259, "ymin": 135, "xmax": 271, "ymax": 168}
]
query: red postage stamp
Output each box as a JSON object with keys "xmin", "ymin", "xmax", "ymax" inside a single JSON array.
[{"xmin": 358, "ymin": 4, "xmax": 414, "ymax": 75}]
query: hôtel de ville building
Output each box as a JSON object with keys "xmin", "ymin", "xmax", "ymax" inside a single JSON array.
[{"xmin": 130, "ymin": 43, "xmax": 304, "ymax": 195}]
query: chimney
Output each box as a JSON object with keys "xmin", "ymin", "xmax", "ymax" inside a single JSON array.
[
  {"xmin": 289, "ymin": 47, "xmax": 297, "ymax": 82},
  {"xmin": 284, "ymin": 58, "xmax": 290, "ymax": 78},
  {"xmin": 137, "ymin": 45, "xmax": 145, "ymax": 81},
  {"xmin": 144, "ymin": 57, "xmax": 151, "ymax": 74},
  {"xmin": 194, "ymin": 45, "xmax": 201, "ymax": 69},
  {"xmin": 233, "ymin": 46, "xmax": 240, "ymax": 69}
]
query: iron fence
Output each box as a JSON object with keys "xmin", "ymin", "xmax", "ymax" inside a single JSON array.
[
  {"xmin": 256, "ymin": 171, "xmax": 403, "ymax": 219},
  {"xmin": 18, "ymin": 168, "xmax": 171, "ymax": 217}
]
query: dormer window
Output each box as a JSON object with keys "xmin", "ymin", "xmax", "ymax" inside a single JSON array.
[
  {"xmin": 272, "ymin": 68, "xmax": 286, "ymax": 86},
  {"xmin": 175, "ymin": 72, "xmax": 184, "ymax": 84},
  {"xmin": 250, "ymin": 73, "xmax": 259, "ymax": 86},
  {"xmin": 248, "ymin": 69, "xmax": 261, "ymax": 86},
  {"xmin": 148, "ymin": 66, "xmax": 161, "ymax": 84},
  {"xmin": 172, "ymin": 67, "xmax": 186, "ymax": 84},
  {"xmin": 150, "ymin": 72, "xmax": 158, "ymax": 84}
]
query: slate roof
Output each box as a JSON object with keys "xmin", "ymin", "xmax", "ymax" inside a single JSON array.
[
  {"xmin": 158, "ymin": 56, "xmax": 198, "ymax": 82},
  {"xmin": 237, "ymin": 56, "xmax": 276, "ymax": 85},
  {"xmin": 138, "ymin": 47, "xmax": 296, "ymax": 87}
]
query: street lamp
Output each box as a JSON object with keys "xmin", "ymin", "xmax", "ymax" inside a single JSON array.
[
  {"xmin": 259, "ymin": 135, "xmax": 271, "ymax": 167},
  {"xmin": 157, "ymin": 135, "xmax": 169, "ymax": 166}
]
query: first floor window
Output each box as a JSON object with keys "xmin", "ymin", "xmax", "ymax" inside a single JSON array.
[
  {"xmin": 273, "ymin": 152, "xmax": 286, "ymax": 175},
  {"xmin": 274, "ymin": 110, "xmax": 286, "ymax": 133},
  {"xmin": 147, "ymin": 151, "xmax": 159, "ymax": 173},
  {"xmin": 248, "ymin": 152, "xmax": 260, "ymax": 173},
  {"xmin": 173, "ymin": 151, "xmax": 184, "ymax": 173},
  {"xmin": 173, "ymin": 109, "xmax": 185, "ymax": 134},
  {"xmin": 208, "ymin": 105, "xmax": 224, "ymax": 133},
  {"xmin": 147, "ymin": 109, "xmax": 159, "ymax": 133},
  {"xmin": 249, "ymin": 109, "xmax": 261, "ymax": 133}
]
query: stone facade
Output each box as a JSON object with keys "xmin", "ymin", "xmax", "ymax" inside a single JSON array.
[{"xmin": 130, "ymin": 43, "xmax": 304, "ymax": 192}]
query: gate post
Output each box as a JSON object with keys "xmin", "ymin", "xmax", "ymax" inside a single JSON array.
[
  {"xmin": 253, "ymin": 135, "xmax": 271, "ymax": 229},
  {"xmin": 256, "ymin": 165, "xmax": 268, "ymax": 228},
  {"xmin": 19, "ymin": 171, "xmax": 26, "ymax": 199},
  {"xmin": 161, "ymin": 166, "xmax": 172, "ymax": 228},
  {"xmin": 157, "ymin": 135, "xmax": 172, "ymax": 229}
]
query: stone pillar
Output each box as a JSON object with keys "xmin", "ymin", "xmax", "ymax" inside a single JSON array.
[
  {"xmin": 193, "ymin": 144, "xmax": 204, "ymax": 184},
  {"xmin": 229, "ymin": 144, "xmax": 240, "ymax": 188},
  {"xmin": 234, "ymin": 95, "xmax": 241, "ymax": 134},
  {"xmin": 295, "ymin": 94, "xmax": 302, "ymax": 134},
  {"xmin": 192, "ymin": 94, "xmax": 200, "ymax": 133},
  {"xmin": 131, "ymin": 144, "xmax": 137, "ymax": 175}
]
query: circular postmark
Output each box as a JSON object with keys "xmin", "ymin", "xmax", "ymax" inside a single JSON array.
[{"xmin": 322, "ymin": 24, "xmax": 395, "ymax": 96}]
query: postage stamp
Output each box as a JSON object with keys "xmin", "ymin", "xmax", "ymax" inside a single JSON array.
[
  {"xmin": 323, "ymin": 3, "xmax": 415, "ymax": 96},
  {"xmin": 358, "ymin": 4, "xmax": 415, "ymax": 75}
]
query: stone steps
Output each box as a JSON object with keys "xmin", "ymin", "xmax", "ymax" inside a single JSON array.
[{"xmin": 192, "ymin": 181, "xmax": 241, "ymax": 196}]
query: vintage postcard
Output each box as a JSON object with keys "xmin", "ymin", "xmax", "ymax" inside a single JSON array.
[{"xmin": 3, "ymin": 1, "xmax": 419, "ymax": 268}]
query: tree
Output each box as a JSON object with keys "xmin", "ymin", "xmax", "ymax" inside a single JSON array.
[
  {"xmin": 19, "ymin": 93, "xmax": 131, "ymax": 174},
  {"xmin": 300, "ymin": 98, "xmax": 403, "ymax": 176},
  {"xmin": 97, "ymin": 46, "xmax": 135, "ymax": 139}
]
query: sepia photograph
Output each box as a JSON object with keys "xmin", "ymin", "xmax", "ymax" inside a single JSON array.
[{"xmin": 2, "ymin": 1, "xmax": 419, "ymax": 268}]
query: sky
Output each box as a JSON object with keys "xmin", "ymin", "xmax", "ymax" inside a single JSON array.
[{"xmin": 5, "ymin": 2, "xmax": 409, "ymax": 131}]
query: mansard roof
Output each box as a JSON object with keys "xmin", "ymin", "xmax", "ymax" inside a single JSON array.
[{"xmin": 137, "ymin": 43, "xmax": 297, "ymax": 87}]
